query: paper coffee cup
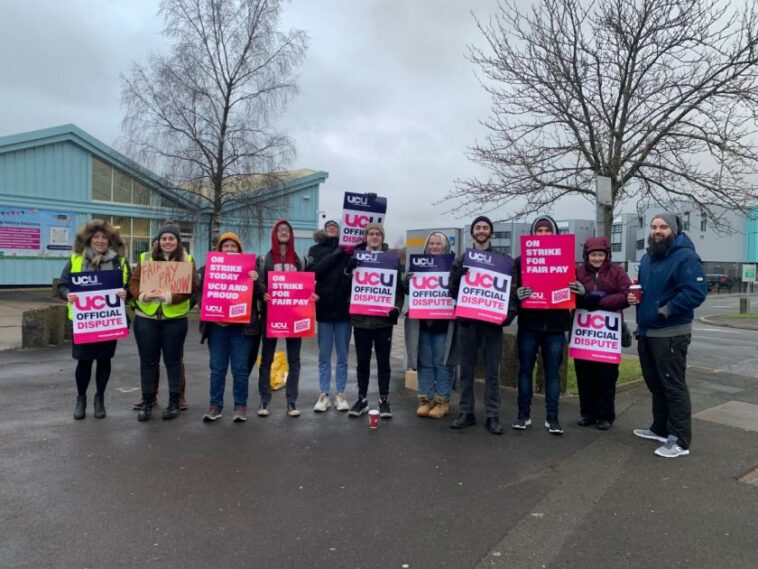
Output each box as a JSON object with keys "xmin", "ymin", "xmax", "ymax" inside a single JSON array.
[
  {"xmin": 630, "ymin": 284, "xmax": 643, "ymax": 302},
  {"xmin": 368, "ymin": 409, "xmax": 380, "ymax": 429}
]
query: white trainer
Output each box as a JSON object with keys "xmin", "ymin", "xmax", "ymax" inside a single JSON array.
[
  {"xmin": 633, "ymin": 428, "xmax": 668, "ymax": 443},
  {"xmin": 335, "ymin": 393, "xmax": 350, "ymax": 412},
  {"xmin": 313, "ymin": 394, "xmax": 331, "ymax": 412}
]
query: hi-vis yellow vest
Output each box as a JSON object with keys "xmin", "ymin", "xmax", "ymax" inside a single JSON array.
[
  {"xmin": 134, "ymin": 252, "xmax": 193, "ymax": 319},
  {"xmin": 67, "ymin": 254, "xmax": 129, "ymax": 320}
]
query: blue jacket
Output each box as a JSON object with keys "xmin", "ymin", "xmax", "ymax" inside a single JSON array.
[{"xmin": 637, "ymin": 232, "xmax": 707, "ymax": 336}]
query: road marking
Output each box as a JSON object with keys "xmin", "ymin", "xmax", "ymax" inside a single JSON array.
[{"xmin": 696, "ymin": 328, "xmax": 749, "ymax": 334}]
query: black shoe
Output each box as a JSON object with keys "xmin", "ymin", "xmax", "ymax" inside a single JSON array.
[
  {"xmin": 511, "ymin": 415, "xmax": 531, "ymax": 430},
  {"xmin": 596, "ymin": 419, "xmax": 612, "ymax": 431},
  {"xmin": 93, "ymin": 393, "xmax": 106, "ymax": 419},
  {"xmin": 485, "ymin": 417, "xmax": 503, "ymax": 435},
  {"xmin": 378, "ymin": 399, "xmax": 392, "ymax": 419},
  {"xmin": 348, "ymin": 398, "xmax": 369, "ymax": 417},
  {"xmin": 545, "ymin": 417, "xmax": 564, "ymax": 435},
  {"xmin": 137, "ymin": 402, "xmax": 153, "ymax": 422},
  {"xmin": 451, "ymin": 413, "xmax": 476, "ymax": 429},
  {"xmin": 162, "ymin": 401, "xmax": 180, "ymax": 420},
  {"xmin": 73, "ymin": 396, "xmax": 86, "ymax": 420},
  {"xmin": 577, "ymin": 416, "xmax": 595, "ymax": 427}
]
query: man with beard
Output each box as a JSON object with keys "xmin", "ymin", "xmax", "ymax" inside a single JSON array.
[{"xmin": 628, "ymin": 213, "xmax": 707, "ymax": 458}]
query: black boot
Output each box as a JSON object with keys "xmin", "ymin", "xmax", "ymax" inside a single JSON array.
[
  {"xmin": 162, "ymin": 394, "xmax": 180, "ymax": 421},
  {"xmin": 73, "ymin": 396, "xmax": 86, "ymax": 420},
  {"xmin": 137, "ymin": 398, "xmax": 153, "ymax": 422},
  {"xmin": 93, "ymin": 393, "xmax": 106, "ymax": 419}
]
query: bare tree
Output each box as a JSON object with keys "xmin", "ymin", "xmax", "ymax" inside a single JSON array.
[
  {"xmin": 120, "ymin": 0, "xmax": 308, "ymax": 245},
  {"xmin": 452, "ymin": 0, "xmax": 758, "ymax": 237}
]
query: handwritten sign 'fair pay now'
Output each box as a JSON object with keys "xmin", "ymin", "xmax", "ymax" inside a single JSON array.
[{"xmin": 139, "ymin": 261, "xmax": 194, "ymax": 294}]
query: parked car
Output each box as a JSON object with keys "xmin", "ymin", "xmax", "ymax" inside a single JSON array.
[{"xmin": 705, "ymin": 273, "xmax": 734, "ymax": 292}]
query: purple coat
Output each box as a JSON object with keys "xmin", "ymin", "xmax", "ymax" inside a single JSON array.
[{"xmin": 575, "ymin": 237, "xmax": 631, "ymax": 312}]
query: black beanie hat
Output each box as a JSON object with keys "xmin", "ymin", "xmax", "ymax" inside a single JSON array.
[
  {"xmin": 156, "ymin": 222, "xmax": 182, "ymax": 242},
  {"xmin": 470, "ymin": 215, "xmax": 494, "ymax": 236}
]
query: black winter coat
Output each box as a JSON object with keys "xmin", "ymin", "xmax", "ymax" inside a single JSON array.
[{"xmin": 307, "ymin": 235, "xmax": 352, "ymax": 322}]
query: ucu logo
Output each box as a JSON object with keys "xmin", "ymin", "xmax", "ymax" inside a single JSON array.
[
  {"xmin": 270, "ymin": 322, "xmax": 288, "ymax": 330},
  {"xmin": 73, "ymin": 293, "xmax": 120, "ymax": 310},
  {"xmin": 206, "ymin": 305, "xmax": 222, "ymax": 313},
  {"xmin": 355, "ymin": 272, "xmax": 395, "ymax": 286},
  {"xmin": 344, "ymin": 214, "xmax": 380, "ymax": 228},
  {"xmin": 412, "ymin": 275, "xmax": 448, "ymax": 289},
  {"xmin": 464, "ymin": 272, "xmax": 509, "ymax": 292},
  {"xmin": 411, "ymin": 257, "xmax": 436, "ymax": 268},
  {"xmin": 71, "ymin": 274, "xmax": 100, "ymax": 286},
  {"xmin": 577, "ymin": 313, "xmax": 619, "ymax": 331},
  {"xmin": 467, "ymin": 251, "xmax": 492, "ymax": 264},
  {"xmin": 346, "ymin": 194, "xmax": 369, "ymax": 206},
  {"xmin": 356, "ymin": 251, "xmax": 379, "ymax": 263}
]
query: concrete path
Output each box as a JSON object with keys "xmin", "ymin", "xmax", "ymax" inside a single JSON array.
[
  {"xmin": 1, "ymin": 326, "xmax": 757, "ymax": 569},
  {"xmin": 0, "ymin": 289, "xmax": 61, "ymax": 351}
]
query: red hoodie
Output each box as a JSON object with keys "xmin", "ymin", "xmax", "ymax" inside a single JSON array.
[{"xmin": 270, "ymin": 220, "xmax": 298, "ymax": 270}]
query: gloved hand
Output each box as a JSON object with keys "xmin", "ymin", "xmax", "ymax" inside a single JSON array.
[
  {"xmin": 569, "ymin": 281, "xmax": 586, "ymax": 296},
  {"xmin": 388, "ymin": 307, "xmax": 400, "ymax": 325},
  {"xmin": 345, "ymin": 256, "xmax": 358, "ymax": 274},
  {"xmin": 461, "ymin": 266, "xmax": 470, "ymax": 274},
  {"xmin": 516, "ymin": 287, "xmax": 533, "ymax": 300},
  {"xmin": 366, "ymin": 192, "xmax": 378, "ymax": 202}
]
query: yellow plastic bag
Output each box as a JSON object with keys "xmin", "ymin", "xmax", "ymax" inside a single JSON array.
[{"xmin": 256, "ymin": 351, "xmax": 288, "ymax": 390}]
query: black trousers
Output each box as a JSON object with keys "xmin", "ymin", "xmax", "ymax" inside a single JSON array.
[
  {"xmin": 75, "ymin": 359, "xmax": 112, "ymax": 397},
  {"xmin": 134, "ymin": 316, "xmax": 188, "ymax": 401},
  {"xmin": 458, "ymin": 322, "xmax": 503, "ymax": 419},
  {"xmin": 354, "ymin": 326, "xmax": 393, "ymax": 399},
  {"xmin": 638, "ymin": 335, "xmax": 692, "ymax": 449},
  {"xmin": 574, "ymin": 359, "xmax": 619, "ymax": 422},
  {"xmin": 258, "ymin": 336, "xmax": 301, "ymax": 405},
  {"xmin": 246, "ymin": 334, "xmax": 262, "ymax": 377}
]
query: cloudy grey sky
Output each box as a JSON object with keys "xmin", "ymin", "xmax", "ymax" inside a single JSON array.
[{"xmin": 0, "ymin": 0, "xmax": 590, "ymax": 243}]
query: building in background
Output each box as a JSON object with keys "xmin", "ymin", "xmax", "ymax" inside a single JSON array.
[{"xmin": 0, "ymin": 125, "xmax": 327, "ymax": 286}]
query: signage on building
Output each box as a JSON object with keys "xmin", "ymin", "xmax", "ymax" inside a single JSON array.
[
  {"xmin": 743, "ymin": 264, "xmax": 757, "ymax": 283},
  {"xmin": 0, "ymin": 206, "xmax": 75, "ymax": 257}
]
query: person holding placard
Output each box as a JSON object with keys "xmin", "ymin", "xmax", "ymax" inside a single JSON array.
[
  {"xmin": 256, "ymin": 220, "xmax": 311, "ymax": 418},
  {"xmin": 404, "ymin": 231, "xmax": 457, "ymax": 419},
  {"xmin": 447, "ymin": 217, "xmax": 518, "ymax": 435},
  {"xmin": 572, "ymin": 237, "xmax": 631, "ymax": 430},
  {"xmin": 58, "ymin": 220, "xmax": 130, "ymax": 420},
  {"xmin": 199, "ymin": 233, "xmax": 261, "ymax": 423},
  {"xmin": 512, "ymin": 215, "xmax": 580, "ymax": 435},
  {"xmin": 128, "ymin": 222, "xmax": 197, "ymax": 422},
  {"xmin": 346, "ymin": 223, "xmax": 405, "ymax": 419},
  {"xmin": 308, "ymin": 220, "xmax": 353, "ymax": 412}
]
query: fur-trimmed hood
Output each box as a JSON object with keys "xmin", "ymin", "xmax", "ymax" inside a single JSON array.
[{"xmin": 73, "ymin": 219, "xmax": 126, "ymax": 257}]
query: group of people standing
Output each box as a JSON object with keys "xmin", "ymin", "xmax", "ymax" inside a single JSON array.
[{"xmin": 59, "ymin": 208, "xmax": 706, "ymax": 459}]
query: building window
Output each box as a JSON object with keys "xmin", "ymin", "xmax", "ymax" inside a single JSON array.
[
  {"xmin": 493, "ymin": 246, "xmax": 511, "ymax": 255},
  {"xmin": 636, "ymin": 239, "xmax": 645, "ymax": 250},
  {"xmin": 612, "ymin": 224, "xmax": 622, "ymax": 234},
  {"xmin": 612, "ymin": 243, "xmax": 622, "ymax": 252},
  {"xmin": 92, "ymin": 157, "xmax": 153, "ymax": 207},
  {"xmin": 683, "ymin": 212, "xmax": 690, "ymax": 231},
  {"xmin": 558, "ymin": 228, "xmax": 569, "ymax": 235},
  {"xmin": 107, "ymin": 216, "xmax": 152, "ymax": 263},
  {"xmin": 700, "ymin": 218, "xmax": 707, "ymax": 232}
]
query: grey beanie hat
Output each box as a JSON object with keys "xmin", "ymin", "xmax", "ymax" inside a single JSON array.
[
  {"xmin": 156, "ymin": 222, "xmax": 182, "ymax": 242},
  {"xmin": 651, "ymin": 212, "xmax": 680, "ymax": 236}
]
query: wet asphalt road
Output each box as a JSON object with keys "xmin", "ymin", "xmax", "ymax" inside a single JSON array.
[{"xmin": 2, "ymin": 310, "xmax": 758, "ymax": 569}]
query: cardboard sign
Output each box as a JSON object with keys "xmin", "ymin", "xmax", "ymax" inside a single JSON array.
[
  {"xmin": 69, "ymin": 269, "xmax": 129, "ymax": 344},
  {"xmin": 266, "ymin": 271, "xmax": 316, "ymax": 338},
  {"xmin": 200, "ymin": 253, "xmax": 257, "ymax": 324},
  {"xmin": 349, "ymin": 250, "xmax": 399, "ymax": 316},
  {"xmin": 408, "ymin": 253, "xmax": 455, "ymax": 319},
  {"xmin": 139, "ymin": 261, "xmax": 194, "ymax": 294},
  {"xmin": 339, "ymin": 192, "xmax": 388, "ymax": 248},
  {"xmin": 520, "ymin": 234, "xmax": 576, "ymax": 309},
  {"xmin": 454, "ymin": 248, "xmax": 513, "ymax": 324},
  {"xmin": 569, "ymin": 309, "xmax": 622, "ymax": 364}
]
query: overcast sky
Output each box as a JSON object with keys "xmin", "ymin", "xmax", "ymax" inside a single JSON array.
[{"xmin": 0, "ymin": 0, "xmax": 591, "ymax": 244}]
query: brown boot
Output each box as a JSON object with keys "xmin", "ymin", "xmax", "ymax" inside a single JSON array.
[
  {"xmin": 416, "ymin": 397, "xmax": 434, "ymax": 417},
  {"xmin": 428, "ymin": 396, "xmax": 449, "ymax": 419}
]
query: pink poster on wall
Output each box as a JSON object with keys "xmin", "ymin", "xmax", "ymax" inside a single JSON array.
[
  {"xmin": 520, "ymin": 234, "xmax": 576, "ymax": 309},
  {"xmin": 569, "ymin": 309, "xmax": 622, "ymax": 364},
  {"xmin": 266, "ymin": 271, "xmax": 316, "ymax": 338},
  {"xmin": 200, "ymin": 253, "xmax": 257, "ymax": 324}
]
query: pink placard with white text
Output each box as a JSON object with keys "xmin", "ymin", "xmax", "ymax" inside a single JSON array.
[{"xmin": 520, "ymin": 234, "xmax": 575, "ymax": 309}]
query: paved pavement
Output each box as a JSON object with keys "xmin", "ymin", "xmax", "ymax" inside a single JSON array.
[{"xmin": 1, "ymin": 323, "xmax": 758, "ymax": 569}]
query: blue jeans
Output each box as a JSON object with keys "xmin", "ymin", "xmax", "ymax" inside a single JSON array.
[
  {"xmin": 417, "ymin": 329, "xmax": 453, "ymax": 399},
  {"xmin": 207, "ymin": 324, "xmax": 254, "ymax": 409},
  {"xmin": 317, "ymin": 321, "xmax": 351, "ymax": 395},
  {"xmin": 517, "ymin": 329, "xmax": 565, "ymax": 418}
]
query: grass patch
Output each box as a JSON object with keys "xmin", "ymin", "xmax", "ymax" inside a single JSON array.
[
  {"xmin": 567, "ymin": 355, "xmax": 643, "ymax": 394},
  {"xmin": 718, "ymin": 313, "xmax": 758, "ymax": 319}
]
